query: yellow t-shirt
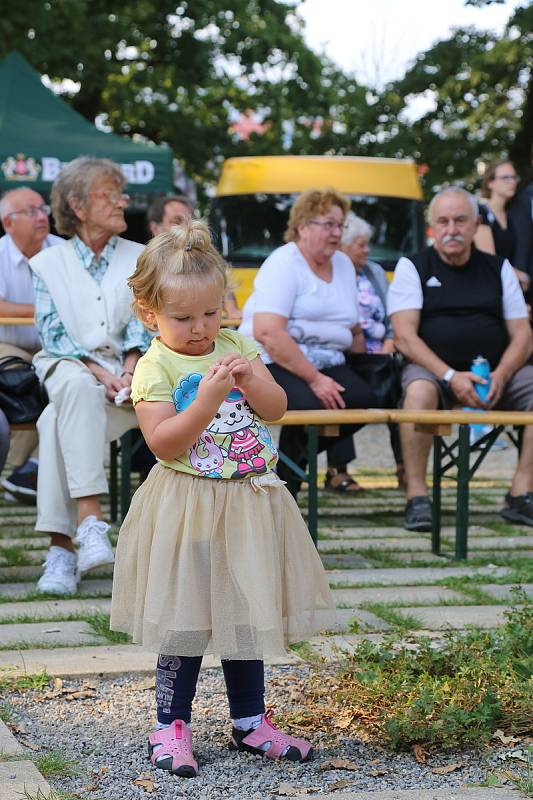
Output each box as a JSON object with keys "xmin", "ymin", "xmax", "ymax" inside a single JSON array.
[{"xmin": 131, "ymin": 329, "xmax": 278, "ymax": 479}]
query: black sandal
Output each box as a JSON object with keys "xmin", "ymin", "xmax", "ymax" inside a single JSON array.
[{"xmin": 324, "ymin": 468, "xmax": 363, "ymax": 493}]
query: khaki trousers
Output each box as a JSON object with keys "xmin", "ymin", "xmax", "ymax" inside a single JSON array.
[
  {"xmin": 36, "ymin": 359, "xmax": 137, "ymax": 537},
  {"xmin": 0, "ymin": 342, "xmax": 39, "ymax": 466}
]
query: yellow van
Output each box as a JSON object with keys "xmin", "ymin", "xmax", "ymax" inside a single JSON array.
[{"xmin": 209, "ymin": 155, "xmax": 425, "ymax": 307}]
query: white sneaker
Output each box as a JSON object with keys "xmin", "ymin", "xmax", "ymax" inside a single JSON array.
[
  {"xmin": 75, "ymin": 515, "xmax": 115, "ymax": 574},
  {"xmin": 37, "ymin": 546, "xmax": 79, "ymax": 595}
]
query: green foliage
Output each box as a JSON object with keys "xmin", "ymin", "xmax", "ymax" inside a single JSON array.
[
  {"xmin": 35, "ymin": 749, "xmax": 79, "ymax": 778},
  {"xmin": 287, "ymin": 593, "xmax": 533, "ymax": 751},
  {"xmin": 84, "ymin": 611, "xmax": 131, "ymax": 644},
  {"xmin": 0, "ymin": 670, "xmax": 50, "ymax": 694}
]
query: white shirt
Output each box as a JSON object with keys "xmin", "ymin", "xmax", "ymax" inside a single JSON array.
[
  {"xmin": 239, "ymin": 242, "xmax": 359, "ymax": 367},
  {"xmin": 387, "ymin": 254, "xmax": 528, "ymax": 320},
  {"xmin": 0, "ymin": 233, "xmax": 63, "ymax": 351}
]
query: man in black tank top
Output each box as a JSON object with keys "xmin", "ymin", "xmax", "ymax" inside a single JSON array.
[{"xmin": 388, "ymin": 187, "xmax": 533, "ymax": 532}]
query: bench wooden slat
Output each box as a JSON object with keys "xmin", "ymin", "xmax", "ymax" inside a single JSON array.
[
  {"xmin": 273, "ymin": 409, "xmax": 390, "ymax": 426},
  {"xmin": 389, "ymin": 409, "xmax": 533, "ymax": 426}
]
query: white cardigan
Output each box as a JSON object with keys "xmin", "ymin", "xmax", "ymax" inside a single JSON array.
[{"xmin": 30, "ymin": 237, "xmax": 144, "ymax": 378}]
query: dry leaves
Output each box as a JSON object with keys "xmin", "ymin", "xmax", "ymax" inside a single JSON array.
[
  {"xmin": 276, "ymin": 783, "xmax": 318, "ymax": 796},
  {"xmin": 412, "ymin": 744, "xmax": 429, "ymax": 763},
  {"xmin": 132, "ymin": 772, "xmax": 156, "ymax": 792},
  {"xmin": 492, "ymin": 729, "xmax": 521, "ymax": 745},
  {"xmin": 329, "ymin": 778, "xmax": 352, "ymax": 790},
  {"xmin": 320, "ymin": 758, "xmax": 358, "ymax": 771},
  {"xmin": 332, "ymin": 711, "xmax": 354, "ymax": 730},
  {"xmin": 431, "ymin": 762, "xmax": 463, "ymax": 775},
  {"xmin": 41, "ymin": 677, "xmax": 97, "ymax": 701}
]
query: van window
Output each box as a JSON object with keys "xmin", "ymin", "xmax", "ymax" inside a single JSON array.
[{"xmin": 210, "ymin": 193, "xmax": 424, "ymax": 269}]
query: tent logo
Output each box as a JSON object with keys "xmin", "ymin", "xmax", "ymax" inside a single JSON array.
[{"xmin": 1, "ymin": 153, "xmax": 41, "ymax": 182}]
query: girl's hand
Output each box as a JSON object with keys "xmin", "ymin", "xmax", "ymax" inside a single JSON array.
[
  {"xmin": 215, "ymin": 353, "xmax": 253, "ymax": 388},
  {"xmin": 198, "ymin": 364, "xmax": 234, "ymax": 406}
]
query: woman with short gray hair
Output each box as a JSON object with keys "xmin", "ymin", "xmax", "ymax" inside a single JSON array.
[
  {"xmin": 341, "ymin": 212, "xmax": 404, "ymax": 486},
  {"xmin": 30, "ymin": 156, "xmax": 150, "ymax": 596}
]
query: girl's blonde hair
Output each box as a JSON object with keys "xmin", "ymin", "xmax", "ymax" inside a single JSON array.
[{"xmin": 129, "ymin": 219, "xmax": 229, "ymax": 329}]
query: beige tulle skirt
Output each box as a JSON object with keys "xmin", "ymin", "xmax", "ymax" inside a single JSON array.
[{"xmin": 110, "ymin": 465, "xmax": 336, "ymax": 660}]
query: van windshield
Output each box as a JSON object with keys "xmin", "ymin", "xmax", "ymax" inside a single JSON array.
[{"xmin": 210, "ymin": 193, "xmax": 424, "ymax": 269}]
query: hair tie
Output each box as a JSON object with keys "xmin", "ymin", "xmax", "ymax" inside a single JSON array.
[{"xmin": 185, "ymin": 240, "xmax": 192, "ymax": 251}]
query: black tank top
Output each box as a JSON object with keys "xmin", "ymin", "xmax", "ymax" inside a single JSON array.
[{"xmin": 411, "ymin": 246, "xmax": 509, "ymax": 372}]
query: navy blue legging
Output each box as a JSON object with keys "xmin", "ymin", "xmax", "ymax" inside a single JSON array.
[{"xmin": 156, "ymin": 655, "xmax": 265, "ymax": 725}]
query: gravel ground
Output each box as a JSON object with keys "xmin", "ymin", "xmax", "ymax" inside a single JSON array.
[{"xmin": 4, "ymin": 665, "xmax": 512, "ymax": 799}]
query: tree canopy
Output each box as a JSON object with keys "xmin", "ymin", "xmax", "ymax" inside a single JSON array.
[{"xmin": 2, "ymin": 0, "xmax": 531, "ymax": 199}]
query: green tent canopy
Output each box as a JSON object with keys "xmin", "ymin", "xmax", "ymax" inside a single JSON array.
[{"xmin": 0, "ymin": 52, "xmax": 173, "ymax": 194}]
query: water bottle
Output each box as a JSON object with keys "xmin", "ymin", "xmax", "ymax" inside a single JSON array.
[
  {"xmin": 470, "ymin": 356, "xmax": 491, "ymax": 402},
  {"xmin": 468, "ymin": 356, "xmax": 491, "ymax": 445}
]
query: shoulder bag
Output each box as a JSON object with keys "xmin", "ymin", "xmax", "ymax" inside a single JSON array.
[{"xmin": 0, "ymin": 356, "xmax": 48, "ymax": 424}]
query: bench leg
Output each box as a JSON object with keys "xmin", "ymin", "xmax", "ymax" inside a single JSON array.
[
  {"xmin": 432, "ymin": 436, "xmax": 442, "ymax": 555},
  {"xmin": 455, "ymin": 423, "xmax": 470, "ymax": 560},
  {"xmin": 109, "ymin": 441, "xmax": 118, "ymax": 523},
  {"xmin": 306, "ymin": 425, "xmax": 318, "ymax": 547}
]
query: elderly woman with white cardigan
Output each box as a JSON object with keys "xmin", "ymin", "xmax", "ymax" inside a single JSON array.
[{"xmin": 30, "ymin": 156, "xmax": 150, "ymax": 596}]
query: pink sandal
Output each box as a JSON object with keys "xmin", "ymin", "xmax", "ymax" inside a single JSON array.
[
  {"xmin": 148, "ymin": 719, "xmax": 198, "ymax": 777},
  {"xmin": 230, "ymin": 709, "xmax": 313, "ymax": 762}
]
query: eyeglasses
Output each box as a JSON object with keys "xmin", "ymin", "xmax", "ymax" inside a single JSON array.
[
  {"xmin": 89, "ymin": 191, "xmax": 130, "ymax": 205},
  {"xmin": 494, "ymin": 174, "xmax": 518, "ymax": 182},
  {"xmin": 308, "ymin": 219, "xmax": 344, "ymax": 232},
  {"xmin": 7, "ymin": 204, "xmax": 51, "ymax": 219}
]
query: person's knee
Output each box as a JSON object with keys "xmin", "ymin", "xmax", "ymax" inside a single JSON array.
[
  {"xmin": 49, "ymin": 368, "xmax": 103, "ymax": 406},
  {"xmin": 403, "ymin": 379, "xmax": 439, "ymax": 410}
]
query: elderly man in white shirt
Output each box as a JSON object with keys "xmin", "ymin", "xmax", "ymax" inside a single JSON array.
[{"xmin": 0, "ymin": 186, "xmax": 62, "ymax": 504}]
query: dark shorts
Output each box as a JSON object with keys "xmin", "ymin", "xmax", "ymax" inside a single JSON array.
[{"xmin": 401, "ymin": 363, "xmax": 533, "ymax": 412}]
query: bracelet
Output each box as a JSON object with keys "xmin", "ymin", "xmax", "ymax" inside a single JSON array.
[{"xmin": 121, "ymin": 370, "xmax": 134, "ymax": 378}]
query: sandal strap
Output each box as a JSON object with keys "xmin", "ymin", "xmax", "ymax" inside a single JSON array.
[
  {"xmin": 241, "ymin": 710, "xmax": 312, "ymax": 761},
  {"xmin": 148, "ymin": 720, "xmax": 197, "ymax": 772}
]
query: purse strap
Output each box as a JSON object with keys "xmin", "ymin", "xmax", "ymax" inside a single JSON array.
[{"xmin": 0, "ymin": 356, "xmax": 34, "ymax": 372}]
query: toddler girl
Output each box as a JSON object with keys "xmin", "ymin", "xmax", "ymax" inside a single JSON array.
[{"xmin": 110, "ymin": 220, "xmax": 335, "ymax": 777}]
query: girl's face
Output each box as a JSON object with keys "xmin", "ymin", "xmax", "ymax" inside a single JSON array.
[{"xmin": 148, "ymin": 283, "xmax": 224, "ymax": 356}]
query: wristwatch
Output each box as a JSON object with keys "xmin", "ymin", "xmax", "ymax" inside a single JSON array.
[{"xmin": 441, "ymin": 368, "xmax": 456, "ymax": 388}]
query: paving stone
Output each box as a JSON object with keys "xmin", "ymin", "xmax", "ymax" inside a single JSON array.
[
  {"xmin": 0, "ymin": 597, "xmax": 111, "ymax": 621},
  {"xmin": 0, "ymin": 565, "xmax": 44, "ymax": 579},
  {"xmin": 0, "ymin": 620, "xmax": 105, "ymax": 646},
  {"xmin": 321, "ymin": 554, "xmax": 375, "ymax": 569},
  {"xmin": 0, "ymin": 644, "xmax": 299, "ymax": 677},
  {"xmin": 478, "ymin": 583, "xmax": 533, "ymax": 601},
  {"xmin": 327, "ymin": 608, "xmax": 392, "ymax": 632},
  {"xmin": 308, "ymin": 633, "xmax": 385, "ymax": 659},
  {"xmin": 394, "ymin": 604, "xmax": 511, "ymax": 630},
  {"xmin": 321, "ymin": 525, "xmax": 494, "ymax": 539},
  {"xmin": 0, "ymin": 760, "xmax": 50, "ymax": 800},
  {"xmin": 0, "ymin": 719, "xmax": 24, "ymax": 755},
  {"xmin": 468, "ymin": 536, "xmax": 533, "ymax": 549},
  {"xmin": 332, "ymin": 585, "xmax": 465, "ymax": 606},
  {"xmin": 0, "ymin": 537, "xmax": 49, "ymax": 549},
  {"xmin": 318, "ymin": 536, "xmax": 432, "ymax": 552},
  {"xmin": 311, "ymin": 789, "xmax": 528, "ymax": 800},
  {"xmin": 326, "ymin": 565, "xmax": 510, "ymax": 586},
  {"xmin": 0, "ymin": 577, "xmax": 113, "ymax": 598}
]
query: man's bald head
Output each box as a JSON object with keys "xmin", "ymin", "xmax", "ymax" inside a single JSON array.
[{"xmin": 0, "ymin": 187, "xmax": 51, "ymax": 258}]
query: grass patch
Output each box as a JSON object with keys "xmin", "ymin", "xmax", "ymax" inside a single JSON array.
[
  {"xmin": 0, "ymin": 670, "xmax": 50, "ymax": 694},
  {"xmin": 485, "ymin": 520, "xmax": 527, "ymax": 536},
  {"xmin": 281, "ymin": 593, "xmax": 533, "ymax": 751},
  {"xmin": 35, "ymin": 749, "xmax": 79, "ymax": 778},
  {"xmin": 361, "ymin": 602, "xmax": 424, "ymax": 631},
  {"xmin": 84, "ymin": 611, "xmax": 131, "ymax": 644},
  {"xmin": 0, "ymin": 545, "xmax": 34, "ymax": 567},
  {"xmin": 504, "ymin": 745, "xmax": 533, "ymax": 797},
  {"xmin": 0, "ymin": 702, "xmax": 12, "ymax": 721},
  {"xmin": 20, "ymin": 788, "xmax": 83, "ymax": 800}
]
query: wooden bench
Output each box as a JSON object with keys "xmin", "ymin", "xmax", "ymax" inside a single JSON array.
[{"xmin": 113, "ymin": 407, "xmax": 533, "ymax": 559}]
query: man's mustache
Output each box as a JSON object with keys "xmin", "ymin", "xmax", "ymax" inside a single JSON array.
[{"xmin": 442, "ymin": 234, "xmax": 465, "ymax": 245}]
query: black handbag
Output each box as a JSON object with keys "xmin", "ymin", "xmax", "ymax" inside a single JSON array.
[
  {"xmin": 346, "ymin": 352, "xmax": 404, "ymax": 409},
  {"xmin": 0, "ymin": 356, "xmax": 48, "ymax": 424}
]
